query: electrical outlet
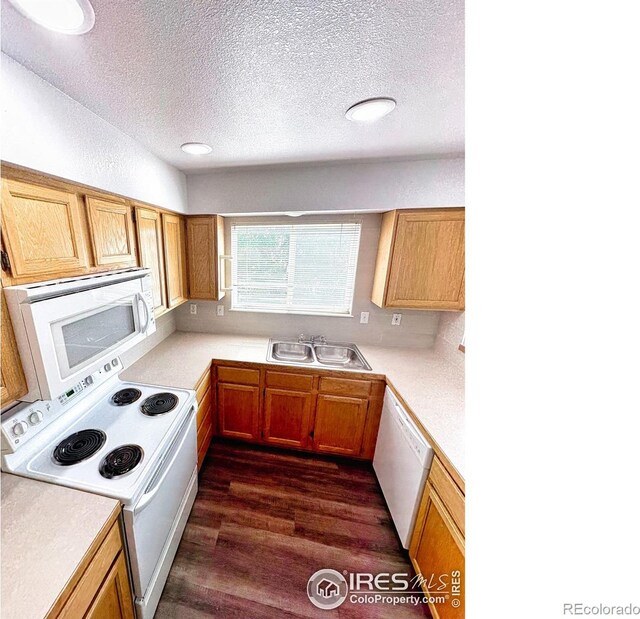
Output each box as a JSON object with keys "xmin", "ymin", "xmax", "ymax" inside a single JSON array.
[
  {"xmin": 360, "ymin": 312, "xmax": 369, "ymax": 324},
  {"xmin": 217, "ymin": 305, "xmax": 224, "ymax": 317},
  {"xmin": 391, "ymin": 313, "xmax": 402, "ymax": 326},
  {"xmin": 190, "ymin": 303, "xmax": 197, "ymax": 315}
]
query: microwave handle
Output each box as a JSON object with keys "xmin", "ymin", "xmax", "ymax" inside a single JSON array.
[
  {"xmin": 137, "ymin": 293, "xmax": 150, "ymax": 333},
  {"xmin": 134, "ymin": 405, "xmax": 195, "ymax": 515}
]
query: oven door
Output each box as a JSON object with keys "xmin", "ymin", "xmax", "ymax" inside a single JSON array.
[
  {"xmin": 124, "ymin": 406, "xmax": 197, "ymax": 601},
  {"xmin": 21, "ymin": 278, "xmax": 151, "ymax": 399}
]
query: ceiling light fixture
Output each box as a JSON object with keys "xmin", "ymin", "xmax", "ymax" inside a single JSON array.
[
  {"xmin": 7, "ymin": 0, "xmax": 95, "ymax": 34},
  {"xmin": 345, "ymin": 98, "xmax": 396, "ymax": 123},
  {"xmin": 180, "ymin": 142, "xmax": 213, "ymax": 155}
]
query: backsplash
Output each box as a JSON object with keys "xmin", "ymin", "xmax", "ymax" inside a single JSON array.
[
  {"xmin": 121, "ymin": 311, "xmax": 177, "ymax": 368},
  {"xmin": 176, "ymin": 213, "xmax": 440, "ymax": 348},
  {"xmin": 434, "ymin": 312, "xmax": 465, "ymax": 369}
]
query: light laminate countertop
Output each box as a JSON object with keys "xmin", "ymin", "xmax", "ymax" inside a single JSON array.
[
  {"xmin": 1, "ymin": 473, "xmax": 120, "ymax": 619},
  {"xmin": 121, "ymin": 332, "xmax": 465, "ymax": 482}
]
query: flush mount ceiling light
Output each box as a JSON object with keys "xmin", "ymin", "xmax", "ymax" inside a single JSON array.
[
  {"xmin": 345, "ymin": 98, "xmax": 396, "ymax": 123},
  {"xmin": 180, "ymin": 142, "xmax": 213, "ymax": 155},
  {"xmin": 7, "ymin": 0, "xmax": 95, "ymax": 34}
]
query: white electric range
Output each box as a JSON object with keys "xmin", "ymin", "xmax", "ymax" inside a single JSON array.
[{"xmin": 1, "ymin": 357, "xmax": 197, "ymax": 619}]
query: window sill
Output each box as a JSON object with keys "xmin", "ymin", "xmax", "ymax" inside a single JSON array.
[{"xmin": 229, "ymin": 307, "xmax": 354, "ymax": 318}]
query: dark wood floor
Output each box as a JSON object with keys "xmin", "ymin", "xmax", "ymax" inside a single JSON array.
[{"xmin": 155, "ymin": 441, "xmax": 430, "ymax": 618}]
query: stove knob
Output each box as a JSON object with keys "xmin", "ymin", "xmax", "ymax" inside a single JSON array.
[
  {"xmin": 12, "ymin": 421, "xmax": 29, "ymax": 437},
  {"xmin": 28, "ymin": 411, "xmax": 44, "ymax": 425}
]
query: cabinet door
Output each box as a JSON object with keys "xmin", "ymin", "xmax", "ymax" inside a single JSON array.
[
  {"xmin": 1, "ymin": 288, "xmax": 27, "ymax": 405},
  {"xmin": 86, "ymin": 196, "xmax": 137, "ymax": 267},
  {"xmin": 386, "ymin": 209, "xmax": 465, "ymax": 310},
  {"xmin": 162, "ymin": 213, "xmax": 188, "ymax": 308},
  {"xmin": 410, "ymin": 485, "xmax": 465, "ymax": 619},
  {"xmin": 135, "ymin": 206, "xmax": 167, "ymax": 316},
  {"xmin": 85, "ymin": 551, "xmax": 135, "ymax": 619},
  {"xmin": 263, "ymin": 388, "xmax": 313, "ymax": 449},
  {"xmin": 1, "ymin": 179, "xmax": 89, "ymax": 278},
  {"xmin": 312, "ymin": 394, "xmax": 368, "ymax": 456},
  {"xmin": 217, "ymin": 383, "xmax": 260, "ymax": 441},
  {"xmin": 186, "ymin": 215, "xmax": 225, "ymax": 300}
]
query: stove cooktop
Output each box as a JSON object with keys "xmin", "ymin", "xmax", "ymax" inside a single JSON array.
[{"xmin": 6, "ymin": 380, "xmax": 196, "ymax": 504}]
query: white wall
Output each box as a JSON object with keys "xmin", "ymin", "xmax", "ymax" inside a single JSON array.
[
  {"xmin": 434, "ymin": 311, "xmax": 465, "ymax": 370},
  {"xmin": 1, "ymin": 54, "xmax": 188, "ymax": 213},
  {"xmin": 176, "ymin": 213, "xmax": 441, "ymax": 348},
  {"xmin": 186, "ymin": 157, "xmax": 464, "ymax": 215}
]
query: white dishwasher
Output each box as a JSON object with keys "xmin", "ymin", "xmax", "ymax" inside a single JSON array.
[{"xmin": 373, "ymin": 387, "xmax": 434, "ymax": 548}]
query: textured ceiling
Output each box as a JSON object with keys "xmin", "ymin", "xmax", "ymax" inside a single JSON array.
[{"xmin": 1, "ymin": 0, "xmax": 464, "ymax": 171}]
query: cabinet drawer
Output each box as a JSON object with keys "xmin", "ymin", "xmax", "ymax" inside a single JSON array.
[
  {"xmin": 217, "ymin": 366, "xmax": 260, "ymax": 385},
  {"xmin": 429, "ymin": 456, "xmax": 465, "ymax": 535},
  {"xmin": 266, "ymin": 371, "xmax": 314, "ymax": 391},
  {"xmin": 196, "ymin": 386, "xmax": 212, "ymax": 430},
  {"xmin": 319, "ymin": 376, "xmax": 371, "ymax": 397},
  {"xmin": 195, "ymin": 367, "xmax": 211, "ymax": 403}
]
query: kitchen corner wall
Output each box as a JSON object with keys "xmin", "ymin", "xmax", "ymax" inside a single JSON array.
[
  {"xmin": 176, "ymin": 213, "xmax": 441, "ymax": 348},
  {"xmin": 434, "ymin": 312, "xmax": 465, "ymax": 369},
  {"xmin": 121, "ymin": 311, "xmax": 178, "ymax": 368},
  {"xmin": 0, "ymin": 53, "xmax": 188, "ymax": 213}
]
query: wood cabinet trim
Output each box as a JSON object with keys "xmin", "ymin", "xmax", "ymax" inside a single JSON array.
[
  {"xmin": 409, "ymin": 482, "xmax": 464, "ymax": 618},
  {"xmin": 1, "ymin": 178, "xmax": 90, "ymax": 279},
  {"xmin": 429, "ymin": 456, "xmax": 465, "ymax": 534},
  {"xmin": 371, "ymin": 207, "xmax": 465, "ymax": 311},
  {"xmin": 1, "ymin": 286, "xmax": 28, "ymax": 406},
  {"xmin": 134, "ymin": 205, "xmax": 168, "ymax": 315},
  {"xmin": 85, "ymin": 196, "xmax": 138, "ymax": 267},
  {"xmin": 45, "ymin": 505, "xmax": 122, "ymax": 618}
]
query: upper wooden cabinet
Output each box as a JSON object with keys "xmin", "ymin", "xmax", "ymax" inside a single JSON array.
[
  {"xmin": 186, "ymin": 215, "xmax": 226, "ymax": 300},
  {"xmin": 134, "ymin": 206, "xmax": 167, "ymax": 316},
  {"xmin": 1, "ymin": 287, "xmax": 28, "ymax": 407},
  {"xmin": 1, "ymin": 179, "xmax": 89, "ymax": 278},
  {"xmin": 162, "ymin": 213, "xmax": 188, "ymax": 308},
  {"xmin": 371, "ymin": 208, "xmax": 465, "ymax": 311},
  {"xmin": 86, "ymin": 196, "xmax": 138, "ymax": 268}
]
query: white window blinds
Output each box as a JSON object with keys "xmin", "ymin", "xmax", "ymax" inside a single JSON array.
[{"xmin": 231, "ymin": 222, "xmax": 361, "ymax": 316}]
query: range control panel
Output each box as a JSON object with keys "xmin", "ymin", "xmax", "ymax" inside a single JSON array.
[{"xmin": 0, "ymin": 357, "xmax": 122, "ymax": 454}]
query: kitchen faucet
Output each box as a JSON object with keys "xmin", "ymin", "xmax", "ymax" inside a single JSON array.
[{"xmin": 298, "ymin": 334, "xmax": 326, "ymax": 344}]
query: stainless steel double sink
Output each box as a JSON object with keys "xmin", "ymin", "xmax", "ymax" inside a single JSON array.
[{"xmin": 267, "ymin": 339, "xmax": 372, "ymax": 371}]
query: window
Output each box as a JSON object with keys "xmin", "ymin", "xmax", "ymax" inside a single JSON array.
[{"xmin": 231, "ymin": 222, "xmax": 362, "ymax": 316}]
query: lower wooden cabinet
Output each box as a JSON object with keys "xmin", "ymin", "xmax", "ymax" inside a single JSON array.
[
  {"xmin": 212, "ymin": 363, "xmax": 383, "ymax": 460},
  {"xmin": 196, "ymin": 367, "xmax": 214, "ymax": 470},
  {"xmin": 84, "ymin": 551, "xmax": 133, "ymax": 619},
  {"xmin": 312, "ymin": 394, "xmax": 368, "ymax": 456},
  {"xmin": 53, "ymin": 515, "xmax": 134, "ymax": 619},
  {"xmin": 1, "ymin": 286, "xmax": 28, "ymax": 406},
  {"xmin": 263, "ymin": 388, "xmax": 313, "ymax": 449},
  {"xmin": 409, "ymin": 457, "xmax": 465, "ymax": 619},
  {"xmin": 217, "ymin": 382, "xmax": 261, "ymax": 441}
]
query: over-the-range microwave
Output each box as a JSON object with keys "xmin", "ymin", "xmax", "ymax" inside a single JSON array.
[{"xmin": 4, "ymin": 268, "xmax": 156, "ymax": 402}]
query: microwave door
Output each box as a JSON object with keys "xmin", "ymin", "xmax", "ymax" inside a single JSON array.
[{"xmin": 22, "ymin": 280, "xmax": 147, "ymax": 399}]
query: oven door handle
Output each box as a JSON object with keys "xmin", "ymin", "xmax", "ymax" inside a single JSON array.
[
  {"xmin": 137, "ymin": 293, "xmax": 150, "ymax": 333},
  {"xmin": 134, "ymin": 405, "xmax": 195, "ymax": 516}
]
